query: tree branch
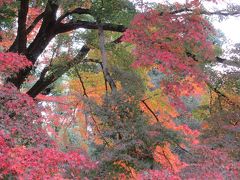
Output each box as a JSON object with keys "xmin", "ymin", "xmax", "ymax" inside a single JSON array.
[
  {"xmin": 27, "ymin": 45, "xmax": 90, "ymax": 98},
  {"xmin": 26, "ymin": 12, "xmax": 44, "ymax": 34},
  {"xmin": 55, "ymin": 21, "xmax": 126, "ymax": 34},
  {"xmin": 141, "ymin": 100, "xmax": 160, "ymax": 122},
  {"xmin": 205, "ymin": 81, "xmax": 240, "ymax": 108},
  {"xmin": 198, "ymin": 9, "xmax": 240, "ymax": 16},
  {"xmin": 27, "ymin": 33, "xmax": 122, "ymax": 98},
  {"xmin": 170, "ymin": 7, "xmax": 240, "ymax": 16},
  {"xmin": 56, "ymin": 8, "xmax": 91, "ymax": 24},
  {"xmin": 8, "ymin": 0, "xmax": 59, "ymax": 88},
  {"xmin": 73, "ymin": 70, "xmax": 111, "ymax": 147},
  {"xmin": 9, "ymin": 12, "xmax": 44, "ymax": 52},
  {"xmin": 216, "ymin": 57, "xmax": 240, "ymax": 68},
  {"xmin": 74, "ymin": 67, "xmax": 88, "ymax": 97}
]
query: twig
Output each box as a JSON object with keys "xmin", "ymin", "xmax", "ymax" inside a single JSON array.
[{"xmin": 141, "ymin": 99, "xmax": 160, "ymax": 122}]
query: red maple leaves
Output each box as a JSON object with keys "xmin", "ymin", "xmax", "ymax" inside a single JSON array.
[
  {"xmin": 0, "ymin": 53, "xmax": 95, "ymax": 178},
  {"xmin": 0, "ymin": 52, "xmax": 32, "ymax": 78},
  {"xmin": 123, "ymin": 4, "xmax": 216, "ymax": 109}
]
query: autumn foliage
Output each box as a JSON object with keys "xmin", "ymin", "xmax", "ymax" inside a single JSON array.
[
  {"xmin": 0, "ymin": 0, "xmax": 240, "ymax": 179},
  {"xmin": 0, "ymin": 54, "xmax": 95, "ymax": 179}
]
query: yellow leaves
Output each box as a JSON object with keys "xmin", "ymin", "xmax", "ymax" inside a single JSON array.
[
  {"xmin": 75, "ymin": 110, "xmax": 88, "ymax": 135},
  {"xmin": 142, "ymin": 90, "xmax": 179, "ymax": 124},
  {"xmin": 154, "ymin": 142, "xmax": 188, "ymax": 173},
  {"xmin": 81, "ymin": 0, "xmax": 92, "ymax": 9},
  {"xmin": 88, "ymin": 49, "xmax": 101, "ymax": 59},
  {"xmin": 69, "ymin": 71, "xmax": 106, "ymax": 102},
  {"xmin": 148, "ymin": 26, "xmax": 158, "ymax": 33},
  {"xmin": 225, "ymin": 94, "xmax": 240, "ymax": 105}
]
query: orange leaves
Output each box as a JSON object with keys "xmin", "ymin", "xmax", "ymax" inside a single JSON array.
[
  {"xmin": 69, "ymin": 72, "xmax": 106, "ymax": 103},
  {"xmin": 0, "ymin": 31, "xmax": 13, "ymax": 50},
  {"xmin": 140, "ymin": 90, "xmax": 200, "ymax": 145},
  {"xmin": 114, "ymin": 161, "xmax": 138, "ymax": 179},
  {"xmin": 179, "ymin": 76, "xmax": 207, "ymax": 96},
  {"xmin": 154, "ymin": 143, "xmax": 188, "ymax": 173}
]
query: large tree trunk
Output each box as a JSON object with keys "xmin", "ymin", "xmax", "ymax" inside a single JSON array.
[
  {"xmin": 7, "ymin": 0, "xmax": 125, "ymax": 95},
  {"xmin": 8, "ymin": 1, "xmax": 59, "ymax": 88},
  {"xmin": 16, "ymin": 0, "xmax": 29, "ymax": 54}
]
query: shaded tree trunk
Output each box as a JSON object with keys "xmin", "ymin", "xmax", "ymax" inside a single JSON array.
[{"xmin": 98, "ymin": 24, "xmax": 116, "ymax": 91}]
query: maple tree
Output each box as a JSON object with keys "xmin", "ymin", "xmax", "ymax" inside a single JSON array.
[
  {"xmin": 0, "ymin": 0, "xmax": 240, "ymax": 179},
  {"xmin": 0, "ymin": 53, "xmax": 95, "ymax": 179}
]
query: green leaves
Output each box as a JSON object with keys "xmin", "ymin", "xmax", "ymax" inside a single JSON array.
[
  {"xmin": 0, "ymin": 2, "xmax": 16, "ymax": 28},
  {"xmin": 91, "ymin": 0, "xmax": 135, "ymax": 25}
]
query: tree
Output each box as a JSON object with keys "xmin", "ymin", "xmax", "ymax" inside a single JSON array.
[
  {"xmin": 0, "ymin": 52, "xmax": 95, "ymax": 179},
  {"xmin": 1, "ymin": 0, "xmax": 240, "ymax": 179}
]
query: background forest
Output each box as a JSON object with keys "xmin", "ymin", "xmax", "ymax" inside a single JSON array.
[{"xmin": 0, "ymin": 0, "xmax": 240, "ymax": 179}]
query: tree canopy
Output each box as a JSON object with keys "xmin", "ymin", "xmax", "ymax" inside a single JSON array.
[{"xmin": 0, "ymin": 0, "xmax": 240, "ymax": 179}]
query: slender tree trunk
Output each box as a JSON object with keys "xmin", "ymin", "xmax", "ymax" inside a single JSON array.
[{"xmin": 98, "ymin": 24, "xmax": 116, "ymax": 91}]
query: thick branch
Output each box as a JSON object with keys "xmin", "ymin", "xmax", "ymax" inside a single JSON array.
[
  {"xmin": 8, "ymin": 0, "xmax": 59, "ymax": 88},
  {"xmin": 9, "ymin": 12, "xmax": 44, "ymax": 52},
  {"xmin": 27, "ymin": 45, "xmax": 90, "ymax": 98},
  {"xmin": 187, "ymin": 50, "xmax": 240, "ymax": 69},
  {"xmin": 56, "ymin": 8, "xmax": 91, "ymax": 24},
  {"xmin": 55, "ymin": 21, "xmax": 126, "ymax": 34},
  {"xmin": 198, "ymin": 9, "xmax": 240, "ymax": 16},
  {"xmin": 26, "ymin": 0, "xmax": 59, "ymax": 62},
  {"xmin": 55, "ymin": 7, "xmax": 240, "ymax": 35},
  {"xmin": 9, "ymin": 1, "xmax": 123, "ymax": 88},
  {"xmin": 171, "ymin": 7, "xmax": 240, "ymax": 16},
  {"xmin": 99, "ymin": 62, "xmax": 109, "ymax": 93},
  {"xmin": 216, "ymin": 57, "xmax": 240, "ymax": 68},
  {"xmin": 27, "ymin": 33, "xmax": 122, "ymax": 97},
  {"xmin": 26, "ymin": 12, "xmax": 44, "ymax": 34},
  {"xmin": 205, "ymin": 81, "xmax": 240, "ymax": 108}
]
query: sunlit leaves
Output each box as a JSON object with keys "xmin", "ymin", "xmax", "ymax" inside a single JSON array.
[{"xmin": 154, "ymin": 142, "xmax": 188, "ymax": 173}]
